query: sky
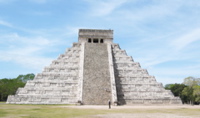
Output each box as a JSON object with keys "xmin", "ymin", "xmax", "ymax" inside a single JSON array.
[{"xmin": 0, "ymin": 0, "xmax": 200, "ymax": 85}]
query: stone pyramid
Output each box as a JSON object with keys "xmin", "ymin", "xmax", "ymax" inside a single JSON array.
[{"xmin": 7, "ymin": 29, "xmax": 182, "ymax": 105}]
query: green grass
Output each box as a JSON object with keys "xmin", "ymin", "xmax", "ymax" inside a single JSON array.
[
  {"xmin": 0, "ymin": 104, "xmax": 200, "ymax": 118},
  {"xmin": 0, "ymin": 110, "xmax": 7, "ymax": 117},
  {"xmin": 0, "ymin": 104, "xmax": 107, "ymax": 118}
]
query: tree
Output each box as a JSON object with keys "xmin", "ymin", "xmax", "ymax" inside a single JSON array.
[
  {"xmin": 0, "ymin": 78, "xmax": 25, "ymax": 101},
  {"xmin": 0, "ymin": 73, "xmax": 35, "ymax": 101},
  {"xmin": 165, "ymin": 84, "xmax": 186, "ymax": 96},
  {"xmin": 182, "ymin": 76, "xmax": 200, "ymax": 105},
  {"xmin": 193, "ymin": 85, "xmax": 200, "ymax": 104},
  {"xmin": 183, "ymin": 76, "xmax": 200, "ymax": 86},
  {"xmin": 182, "ymin": 86, "xmax": 194, "ymax": 104},
  {"xmin": 165, "ymin": 83, "xmax": 187, "ymax": 103},
  {"xmin": 165, "ymin": 84, "xmax": 175, "ymax": 90},
  {"xmin": 16, "ymin": 73, "xmax": 35, "ymax": 83}
]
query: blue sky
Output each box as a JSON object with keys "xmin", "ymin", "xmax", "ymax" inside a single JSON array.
[{"xmin": 0, "ymin": 0, "xmax": 200, "ymax": 85}]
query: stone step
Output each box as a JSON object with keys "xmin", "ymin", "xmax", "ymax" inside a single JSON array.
[
  {"xmin": 82, "ymin": 43, "xmax": 112, "ymax": 105},
  {"xmin": 7, "ymin": 95, "xmax": 77, "ymax": 104},
  {"xmin": 111, "ymin": 44, "xmax": 181, "ymax": 105}
]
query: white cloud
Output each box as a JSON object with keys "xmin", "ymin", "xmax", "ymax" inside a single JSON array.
[
  {"xmin": 0, "ymin": 49, "xmax": 53, "ymax": 71},
  {"xmin": 0, "ymin": 25, "xmax": 84, "ymax": 71},
  {"xmin": 0, "ymin": 33, "xmax": 59, "ymax": 70},
  {"xmin": 0, "ymin": 20, "xmax": 13, "ymax": 27},
  {"xmin": 85, "ymin": 0, "xmax": 129, "ymax": 16},
  {"xmin": 0, "ymin": 33, "xmax": 53, "ymax": 46},
  {"xmin": 116, "ymin": 1, "xmax": 183, "ymax": 23},
  {"xmin": 0, "ymin": 25, "xmax": 92, "ymax": 78},
  {"xmin": 149, "ymin": 64, "xmax": 200, "ymax": 85},
  {"xmin": 0, "ymin": 0, "xmax": 15, "ymax": 3},
  {"xmin": 29, "ymin": 0, "xmax": 47, "ymax": 4},
  {"xmin": 170, "ymin": 29, "xmax": 200, "ymax": 51},
  {"xmin": 0, "ymin": 0, "xmax": 200, "ymax": 83}
]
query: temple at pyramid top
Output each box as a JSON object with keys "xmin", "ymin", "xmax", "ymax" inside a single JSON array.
[
  {"xmin": 78, "ymin": 29, "xmax": 113, "ymax": 43},
  {"xmin": 7, "ymin": 29, "xmax": 182, "ymax": 105}
]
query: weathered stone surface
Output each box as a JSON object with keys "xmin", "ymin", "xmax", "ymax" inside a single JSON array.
[
  {"xmin": 112, "ymin": 43, "xmax": 181, "ymax": 105},
  {"xmin": 82, "ymin": 43, "xmax": 111, "ymax": 105},
  {"xmin": 7, "ymin": 29, "xmax": 182, "ymax": 105},
  {"xmin": 7, "ymin": 42, "xmax": 82, "ymax": 104}
]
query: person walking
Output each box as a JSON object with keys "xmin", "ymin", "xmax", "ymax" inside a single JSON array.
[{"xmin": 108, "ymin": 100, "xmax": 111, "ymax": 109}]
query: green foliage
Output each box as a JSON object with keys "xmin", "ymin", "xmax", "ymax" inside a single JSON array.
[
  {"xmin": 16, "ymin": 73, "xmax": 35, "ymax": 83},
  {"xmin": 0, "ymin": 73, "xmax": 35, "ymax": 101},
  {"xmin": 182, "ymin": 86, "xmax": 194, "ymax": 104},
  {"xmin": 0, "ymin": 78, "xmax": 24, "ymax": 101},
  {"xmin": 183, "ymin": 76, "xmax": 200, "ymax": 86},
  {"xmin": 183, "ymin": 76, "xmax": 200, "ymax": 104},
  {"xmin": 165, "ymin": 83, "xmax": 187, "ymax": 103},
  {"xmin": 166, "ymin": 76, "xmax": 200, "ymax": 105},
  {"xmin": 193, "ymin": 85, "xmax": 200, "ymax": 103},
  {"xmin": 165, "ymin": 83, "xmax": 186, "ymax": 96},
  {"xmin": 165, "ymin": 84, "xmax": 175, "ymax": 90}
]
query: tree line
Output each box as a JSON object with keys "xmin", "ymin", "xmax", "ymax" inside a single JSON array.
[
  {"xmin": 0, "ymin": 73, "xmax": 35, "ymax": 101},
  {"xmin": 165, "ymin": 76, "xmax": 200, "ymax": 105}
]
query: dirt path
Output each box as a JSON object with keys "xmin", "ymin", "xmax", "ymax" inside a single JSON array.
[
  {"xmin": 62, "ymin": 105, "xmax": 200, "ymax": 118},
  {"xmin": 63, "ymin": 104, "xmax": 200, "ymax": 109},
  {"xmin": 94, "ymin": 113, "xmax": 196, "ymax": 118}
]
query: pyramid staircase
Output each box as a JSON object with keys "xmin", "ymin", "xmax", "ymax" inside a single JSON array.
[
  {"xmin": 7, "ymin": 43, "xmax": 83, "ymax": 104},
  {"xmin": 82, "ymin": 43, "xmax": 111, "ymax": 105},
  {"xmin": 112, "ymin": 44, "xmax": 181, "ymax": 104},
  {"xmin": 7, "ymin": 29, "xmax": 182, "ymax": 105}
]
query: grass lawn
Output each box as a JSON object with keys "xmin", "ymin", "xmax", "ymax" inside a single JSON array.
[{"xmin": 0, "ymin": 103, "xmax": 200, "ymax": 118}]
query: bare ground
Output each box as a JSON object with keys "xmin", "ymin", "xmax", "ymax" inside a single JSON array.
[
  {"xmin": 62, "ymin": 105, "xmax": 200, "ymax": 118},
  {"xmin": 64, "ymin": 104, "xmax": 200, "ymax": 109},
  {"xmin": 94, "ymin": 113, "xmax": 196, "ymax": 118}
]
